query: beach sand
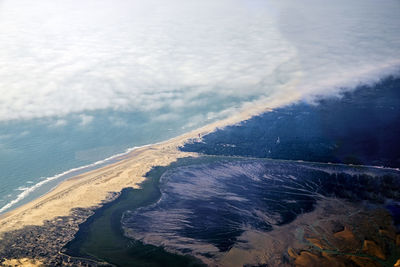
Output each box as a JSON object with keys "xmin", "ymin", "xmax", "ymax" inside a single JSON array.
[{"xmin": 1, "ymin": 258, "xmax": 44, "ymax": 267}]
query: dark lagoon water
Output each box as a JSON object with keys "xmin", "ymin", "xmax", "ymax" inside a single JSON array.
[
  {"xmin": 64, "ymin": 157, "xmax": 221, "ymax": 267},
  {"xmin": 122, "ymin": 159, "xmax": 400, "ymax": 258}
]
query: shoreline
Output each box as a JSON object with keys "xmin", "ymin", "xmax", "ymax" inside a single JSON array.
[
  {"xmin": 0, "ymin": 94, "xmax": 301, "ymax": 237},
  {"xmin": 0, "ymin": 132, "xmax": 195, "ymax": 235},
  {"xmin": 1, "ymin": 72, "xmax": 400, "ymax": 265},
  {"xmin": 0, "ymin": 139, "xmax": 172, "ymax": 216},
  {"xmin": 0, "ymin": 145, "xmax": 139, "ymax": 215}
]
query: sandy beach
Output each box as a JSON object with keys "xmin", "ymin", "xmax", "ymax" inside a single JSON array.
[{"xmin": 0, "ymin": 128, "xmax": 197, "ymax": 236}]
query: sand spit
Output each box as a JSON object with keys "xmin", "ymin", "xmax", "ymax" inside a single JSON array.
[
  {"xmin": 0, "ymin": 134, "xmax": 195, "ymax": 237},
  {"xmin": 0, "ymin": 95, "xmax": 300, "ymax": 238}
]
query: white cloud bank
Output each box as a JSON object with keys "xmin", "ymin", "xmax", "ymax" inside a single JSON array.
[{"xmin": 0, "ymin": 0, "xmax": 399, "ymax": 121}]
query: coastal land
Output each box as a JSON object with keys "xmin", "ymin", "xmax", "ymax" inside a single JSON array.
[{"xmin": 0, "ymin": 75, "xmax": 400, "ymax": 266}]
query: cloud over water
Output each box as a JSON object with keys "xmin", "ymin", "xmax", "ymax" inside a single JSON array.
[{"xmin": 0, "ymin": 0, "xmax": 399, "ymax": 121}]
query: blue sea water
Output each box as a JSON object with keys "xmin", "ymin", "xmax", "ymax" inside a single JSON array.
[{"xmin": 182, "ymin": 75, "xmax": 400, "ymax": 168}]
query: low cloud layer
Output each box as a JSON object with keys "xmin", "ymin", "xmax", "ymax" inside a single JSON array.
[{"xmin": 0, "ymin": 0, "xmax": 399, "ymax": 121}]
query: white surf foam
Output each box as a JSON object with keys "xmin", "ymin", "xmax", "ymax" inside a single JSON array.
[{"xmin": 0, "ymin": 144, "xmax": 146, "ymax": 214}]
